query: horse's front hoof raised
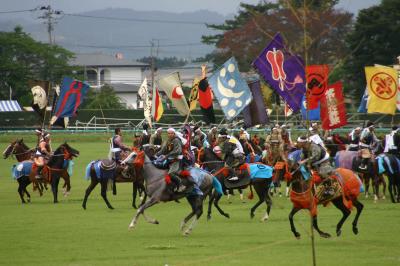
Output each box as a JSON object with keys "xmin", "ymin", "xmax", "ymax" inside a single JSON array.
[{"xmin": 352, "ymin": 227, "xmax": 359, "ymax": 235}]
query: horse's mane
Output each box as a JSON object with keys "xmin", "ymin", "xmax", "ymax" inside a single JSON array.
[{"xmin": 18, "ymin": 140, "xmax": 30, "ymax": 151}]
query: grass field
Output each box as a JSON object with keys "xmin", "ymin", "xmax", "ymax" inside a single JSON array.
[{"xmin": 0, "ymin": 135, "xmax": 400, "ymax": 266}]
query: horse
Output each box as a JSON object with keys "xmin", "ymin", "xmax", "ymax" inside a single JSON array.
[
  {"xmin": 324, "ymin": 134, "xmax": 348, "ymax": 159},
  {"xmin": 127, "ymin": 150, "xmax": 223, "ymax": 236},
  {"xmin": 335, "ymin": 150, "xmax": 386, "ymax": 201},
  {"xmin": 4, "ymin": 141, "xmax": 79, "ymax": 203},
  {"xmin": 286, "ymin": 150, "xmax": 364, "ymax": 239},
  {"xmin": 198, "ymin": 147, "xmax": 273, "ymax": 221},
  {"xmin": 82, "ymin": 150, "xmax": 146, "ymax": 210},
  {"xmin": 376, "ymin": 153, "xmax": 400, "ymax": 203}
]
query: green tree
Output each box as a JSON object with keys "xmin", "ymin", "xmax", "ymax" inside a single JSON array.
[
  {"xmin": 0, "ymin": 26, "xmax": 76, "ymax": 105},
  {"xmin": 342, "ymin": 0, "xmax": 400, "ymax": 101},
  {"xmin": 82, "ymin": 84, "xmax": 125, "ymax": 109},
  {"xmin": 202, "ymin": 0, "xmax": 352, "ymax": 71}
]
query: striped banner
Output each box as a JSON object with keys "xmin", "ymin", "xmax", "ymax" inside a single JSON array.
[{"xmin": 0, "ymin": 100, "xmax": 22, "ymax": 112}]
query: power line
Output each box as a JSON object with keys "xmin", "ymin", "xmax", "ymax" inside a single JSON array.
[
  {"xmin": 0, "ymin": 8, "xmax": 37, "ymax": 14},
  {"xmin": 60, "ymin": 42, "xmax": 208, "ymax": 49},
  {"xmin": 63, "ymin": 13, "xmax": 209, "ymax": 25}
]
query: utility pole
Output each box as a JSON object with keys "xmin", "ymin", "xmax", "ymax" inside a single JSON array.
[{"xmin": 38, "ymin": 5, "xmax": 63, "ymax": 45}]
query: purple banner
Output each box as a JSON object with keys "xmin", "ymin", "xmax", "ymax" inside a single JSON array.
[
  {"xmin": 242, "ymin": 80, "xmax": 269, "ymax": 127},
  {"xmin": 252, "ymin": 33, "xmax": 305, "ymax": 112}
]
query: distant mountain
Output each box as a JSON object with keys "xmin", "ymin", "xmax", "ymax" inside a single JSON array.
[{"xmin": 0, "ymin": 8, "xmax": 227, "ymax": 60}]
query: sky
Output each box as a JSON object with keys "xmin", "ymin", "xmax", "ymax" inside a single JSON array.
[{"xmin": 1, "ymin": 0, "xmax": 381, "ymax": 16}]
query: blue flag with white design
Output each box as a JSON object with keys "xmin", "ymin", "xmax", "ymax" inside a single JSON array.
[
  {"xmin": 208, "ymin": 57, "xmax": 252, "ymax": 120},
  {"xmin": 358, "ymin": 87, "xmax": 368, "ymax": 113},
  {"xmin": 301, "ymin": 95, "xmax": 320, "ymax": 120}
]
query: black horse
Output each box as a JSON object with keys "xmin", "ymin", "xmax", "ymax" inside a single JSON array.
[{"xmin": 198, "ymin": 147, "xmax": 273, "ymax": 221}]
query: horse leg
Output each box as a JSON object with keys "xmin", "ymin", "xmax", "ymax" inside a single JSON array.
[
  {"xmin": 381, "ymin": 174, "xmax": 387, "ymax": 199},
  {"xmin": 312, "ymin": 216, "xmax": 331, "ymax": 238},
  {"xmin": 331, "ymin": 198, "xmax": 351, "ymax": 236},
  {"xmin": 213, "ymin": 192, "xmax": 230, "ymax": 218},
  {"xmin": 289, "ymin": 207, "xmax": 301, "ymax": 239},
  {"xmin": 82, "ymin": 179, "xmax": 98, "ymax": 209},
  {"xmin": 372, "ymin": 174, "xmax": 379, "ymax": 202},
  {"xmin": 24, "ymin": 181, "xmax": 31, "ymax": 203},
  {"xmin": 263, "ymin": 186, "xmax": 273, "ymax": 222},
  {"xmin": 139, "ymin": 184, "xmax": 147, "ymax": 207},
  {"xmin": 238, "ymin": 188, "xmax": 244, "ymax": 202},
  {"xmin": 132, "ymin": 182, "xmax": 138, "ymax": 209},
  {"xmin": 364, "ymin": 174, "xmax": 370, "ymax": 198},
  {"xmin": 62, "ymin": 173, "xmax": 71, "ymax": 197},
  {"xmin": 387, "ymin": 175, "xmax": 395, "ymax": 203},
  {"xmin": 129, "ymin": 197, "xmax": 159, "ymax": 230},
  {"xmin": 181, "ymin": 196, "xmax": 197, "ymax": 233},
  {"xmin": 183, "ymin": 196, "xmax": 203, "ymax": 236},
  {"xmin": 100, "ymin": 180, "xmax": 114, "ymax": 209},
  {"xmin": 351, "ymin": 199, "xmax": 364, "ymax": 234},
  {"xmin": 17, "ymin": 179, "xmax": 26, "ymax": 203},
  {"xmin": 51, "ymin": 174, "xmax": 60, "ymax": 203},
  {"xmin": 250, "ymin": 183, "xmax": 266, "ymax": 219},
  {"xmin": 207, "ymin": 190, "xmax": 215, "ymax": 220}
]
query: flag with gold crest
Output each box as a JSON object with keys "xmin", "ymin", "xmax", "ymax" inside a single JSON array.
[{"xmin": 365, "ymin": 66, "xmax": 398, "ymax": 114}]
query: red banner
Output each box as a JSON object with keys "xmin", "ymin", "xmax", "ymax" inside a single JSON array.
[
  {"xmin": 320, "ymin": 82, "xmax": 347, "ymax": 130},
  {"xmin": 306, "ymin": 65, "xmax": 329, "ymax": 109}
]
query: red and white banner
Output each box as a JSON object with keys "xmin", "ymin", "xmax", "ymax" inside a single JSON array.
[
  {"xmin": 320, "ymin": 82, "xmax": 347, "ymax": 130},
  {"xmin": 306, "ymin": 65, "xmax": 329, "ymax": 109}
]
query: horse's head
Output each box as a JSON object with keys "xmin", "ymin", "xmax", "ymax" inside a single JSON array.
[
  {"xmin": 60, "ymin": 142, "xmax": 80, "ymax": 159},
  {"xmin": 286, "ymin": 149, "xmax": 307, "ymax": 183},
  {"xmin": 3, "ymin": 139, "xmax": 18, "ymax": 159}
]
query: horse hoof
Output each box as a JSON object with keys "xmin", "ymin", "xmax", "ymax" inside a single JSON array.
[
  {"xmin": 250, "ymin": 213, "xmax": 255, "ymax": 219},
  {"xmin": 128, "ymin": 224, "xmax": 135, "ymax": 230},
  {"xmin": 108, "ymin": 206, "xmax": 114, "ymax": 210},
  {"xmin": 336, "ymin": 229, "xmax": 342, "ymax": 237},
  {"xmin": 382, "ymin": 196, "xmax": 386, "ymax": 200},
  {"xmin": 183, "ymin": 230, "xmax": 192, "ymax": 236},
  {"xmin": 294, "ymin": 232, "xmax": 301, "ymax": 239},
  {"xmin": 352, "ymin": 227, "xmax": 359, "ymax": 235},
  {"xmin": 321, "ymin": 233, "xmax": 331, "ymax": 238},
  {"xmin": 224, "ymin": 213, "xmax": 230, "ymax": 219},
  {"xmin": 21, "ymin": 201, "xmax": 26, "ymax": 204},
  {"xmin": 27, "ymin": 198, "xmax": 31, "ymax": 203},
  {"xmin": 154, "ymin": 220, "xmax": 159, "ymax": 224},
  {"xmin": 207, "ymin": 215, "xmax": 211, "ymax": 221},
  {"xmin": 82, "ymin": 205, "xmax": 86, "ymax": 210},
  {"xmin": 54, "ymin": 201, "xmax": 58, "ymax": 204}
]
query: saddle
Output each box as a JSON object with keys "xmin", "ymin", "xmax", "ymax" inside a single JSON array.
[
  {"xmin": 224, "ymin": 164, "xmax": 251, "ymax": 189},
  {"xmin": 314, "ymin": 178, "xmax": 342, "ymax": 204}
]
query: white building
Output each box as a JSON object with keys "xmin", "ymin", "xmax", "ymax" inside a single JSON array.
[{"xmin": 69, "ymin": 53, "xmax": 150, "ymax": 109}]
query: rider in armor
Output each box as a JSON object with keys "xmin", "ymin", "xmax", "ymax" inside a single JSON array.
[
  {"xmin": 34, "ymin": 131, "xmax": 52, "ymax": 179},
  {"xmin": 280, "ymin": 124, "xmax": 292, "ymax": 146},
  {"xmin": 156, "ymin": 128, "xmax": 186, "ymax": 193},
  {"xmin": 111, "ymin": 128, "xmax": 131, "ymax": 163},
  {"xmin": 193, "ymin": 127, "xmax": 210, "ymax": 149},
  {"xmin": 385, "ymin": 126, "xmax": 400, "ymax": 157},
  {"xmin": 297, "ymin": 136, "xmax": 333, "ymax": 179},
  {"xmin": 309, "ymin": 126, "xmax": 326, "ymax": 149},
  {"xmin": 218, "ymin": 128, "xmax": 246, "ymax": 181},
  {"xmin": 348, "ymin": 127, "xmax": 362, "ymax": 151},
  {"xmin": 263, "ymin": 127, "xmax": 285, "ymax": 165},
  {"xmin": 149, "ymin": 127, "xmax": 163, "ymax": 146},
  {"xmin": 207, "ymin": 127, "xmax": 218, "ymax": 147}
]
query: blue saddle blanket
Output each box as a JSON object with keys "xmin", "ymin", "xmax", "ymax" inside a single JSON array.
[
  {"xmin": 85, "ymin": 160, "xmax": 115, "ymax": 180},
  {"xmin": 11, "ymin": 161, "xmax": 33, "ymax": 180},
  {"xmin": 186, "ymin": 167, "xmax": 223, "ymax": 196},
  {"xmin": 248, "ymin": 164, "xmax": 273, "ymax": 179}
]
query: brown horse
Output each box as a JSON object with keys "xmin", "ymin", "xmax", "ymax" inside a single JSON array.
[
  {"xmin": 286, "ymin": 153, "xmax": 364, "ymax": 238},
  {"xmin": 3, "ymin": 141, "xmax": 79, "ymax": 203}
]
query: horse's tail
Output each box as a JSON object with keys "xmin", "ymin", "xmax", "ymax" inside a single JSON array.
[
  {"xmin": 247, "ymin": 184, "xmax": 254, "ymax": 200},
  {"xmin": 212, "ymin": 176, "xmax": 223, "ymax": 195},
  {"xmin": 84, "ymin": 162, "xmax": 93, "ymax": 180}
]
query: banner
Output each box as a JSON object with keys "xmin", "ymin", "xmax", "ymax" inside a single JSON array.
[
  {"xmin": 365, "ymin": 66, "xmax": 398, "ymax": 114},
  {"xmin": 259, "ymin": 80, "xmax": 274, "ymax": 109},
  {"xmin": 138, "ymin": 78, "xmax": 152, "ymax": 128},
  {"xmin": 157, "ymin": 72, "xmax": 189, "ymax": 116},
  {"xmin": 320, "ymin": 82, "xmax": 347, "ymax": 130},
  {"xmin": 198, "ymin": 78, "xmax": 215, "ymax": 124},
  {"xmin": 151, "ymin": 87, "xmax": 164, "ymax": 122},
  {"xmin": 189, "ymin": 78, "xmax": 199, "ymax": 111},
  {"xmin": 29, "ymin": 80, "xmax": 50, "ymax": 121},
  {"xmin": 253, "ymin": 32, "xmax": 305, "ymax": 112},
  {"xmin": 301, "ymin": 95, "xmax": 320, "ymax": 121},
  {"xmin": 242, "ymin": 80, "xmax": 269, "ymax": 127},
  {"xmin": 51, "ymin": 77, "xmax": 89, "ymax": 126},
  {"xmin": 357, "ymin": 87, "xmax": 368, "ymax": 113},
  {"xmin": 306, "ymin": 65, "xmax": 329, "ymax": 109},
  {"xmin": 208, "ymin": 57, "xmax": 252, "ymax": 120}
]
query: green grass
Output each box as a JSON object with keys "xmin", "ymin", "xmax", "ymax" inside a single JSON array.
[{"xmin": 1, "ymin": 136, "xmax": 400, "ymax": 266}]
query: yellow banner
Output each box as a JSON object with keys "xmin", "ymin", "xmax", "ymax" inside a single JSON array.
[
  {"xmin": 189, "ymin": 78, "xmax": 200, "ymax": 111},
  {"xmin": 365, "ymin": 66, "xmax": 398, "ymax": 114}
]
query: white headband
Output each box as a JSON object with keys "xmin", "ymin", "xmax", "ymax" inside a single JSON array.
[
  {"xmin": 156, "ymin": 127, "xmax": 162, "ymax": 132},
  {"xmin": 297, "ymin": 137, "xmax": 309, "ymax": 143},
  {"xmin": 167, "ymin": 128, "xmax": 175, "ymax": 133}
]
